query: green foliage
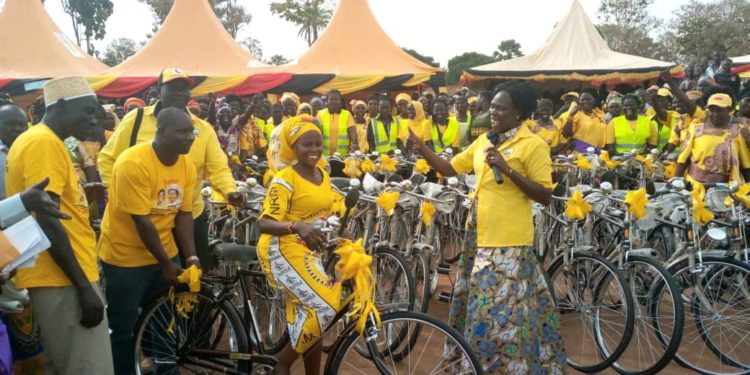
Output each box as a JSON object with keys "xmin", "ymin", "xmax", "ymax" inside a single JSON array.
[
  {"xmin": 493, "ymin": 39, "xmax": 523, "ymax": 61},
  {"xmin": 595, "ymin": 0, "xmax": 662, "ymax": 59},
  {"xmin": 139, "ymin": 0, "xmax": 252, "ymax": 38},
  {"xmin": 269, "ymin": 0, "xmax": 333, "ymax": 46},
  {"xmin": 402, "ymin": 48, "xmax": 439, "ymax": 68},
  {"xmin": 447, "ymin": 52, "xmax": 495, "ymax": 86},
  {"xmin": 242, "ymin": 37, "xmax": 263, "ymax": 60},
  {"xmin": 669, "ymin": 0, "xmax": 750, "ymax": 61},
  {"xmin": 267, "ymin": 54, "xmax": 291, "ymax": 66},
  {"xmin": 101, "ymin": 37, "xmax": 139, "ymax": 67},
  {"xmin": 60, "ymin": 0, "xmax": 113, "ymax": 56}
]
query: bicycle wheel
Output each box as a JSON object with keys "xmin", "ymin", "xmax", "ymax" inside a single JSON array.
[
  {"xmin": 668, "ymin": 256, "xmax": 750, "ymax": 375},
  {"xmin": 547, "ymin": 252, "xmax": 635, "ymax": 373},
  {"xmin": 134, "ymin": 287, "xmax": 249, "ymax": 374},
  {"xmin": 410, "ymin": 249, "xmax": 431, "ymax": 313},
  {"xmin": 374, "ymin": 247, "xmax": 416, "ymax": 312},
  {"xmin": 439, "ymin": 214, "xmax": 465, "ymax": 264},
  {"xmin": 245, "ymin": 265, "xmax": 288, "ymax": 355},
  {"xmin": 608, "ymin": 255, "xmax": 684, "ymax": 375},
  {"xmin": 326, "ymin": 311, "xmax": 483, "ymax": 374}
]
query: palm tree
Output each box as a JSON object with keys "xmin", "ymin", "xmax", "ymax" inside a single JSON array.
[{"xmin": 270, "ymin": 0, "xmax": 333, "ymax": 46}]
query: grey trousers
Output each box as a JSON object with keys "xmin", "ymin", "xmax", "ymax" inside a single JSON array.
[{"xmin": 28, "ymin": 283, "xmax": 114, "ymax": 375}]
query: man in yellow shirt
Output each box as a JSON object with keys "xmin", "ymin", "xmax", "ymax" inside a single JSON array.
[
  {"xmin": 6, "ymin": 76, "xmax": 113, "ymax": 374},
  {"xmin": 98, "ymin": 68, "xmax": 241, "ymax": 271},
  {"xmin": 605, "ymin": 94, "xmax": 658, "ymax": 155},
  {"xmin": 317, "ymin": 89, "xmax": 357, "ymax": 156},
  {"xmin": 99, "ymin": 108, "xmax": 199, "ymax": 374},
  {"xmin": 562, "ymin": 92, "xmax": 606, "ymax": 153}
]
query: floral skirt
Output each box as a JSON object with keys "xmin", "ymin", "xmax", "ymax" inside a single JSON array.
[{"xmin": 448, "ymin": 202, "xmax": 566, "ymax": 374}]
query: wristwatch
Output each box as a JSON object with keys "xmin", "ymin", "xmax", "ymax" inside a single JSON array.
[{"xmin": 187, "ymin": 256, "xmax": 200, "ymax": 264}]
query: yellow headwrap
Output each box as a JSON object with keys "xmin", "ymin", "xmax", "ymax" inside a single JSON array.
[
  {"xmin": 396, "ymin": 93, "xmax": 411, "ymax": 104},
  {"xmin": 280, "ymin": 92, "xmax": 300, "ymax": 106},
  {"xmin": 410, "ymin": 101, "xmax": 425, "ymax": 123},
  {"xmin": 297, "ymin": 103, "xmax": 312, "ymax": 115},
  {"xmin": 280, "ymin": 115, "xmax": 322, "ymax": 164},
  {"xmin": 353, "ymin": 100, "xmax": 367, "ymax": 110}
]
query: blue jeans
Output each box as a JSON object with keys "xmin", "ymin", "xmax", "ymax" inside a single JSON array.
[{"xmin": 102, "ymin": 257, "xmax": 180, "ymax": 375}]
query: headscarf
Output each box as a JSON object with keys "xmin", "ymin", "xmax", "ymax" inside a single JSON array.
[
  {"xmin": 280, "ymin": 114, "xmax": 322, "ymax": 164},
  {"xmin": 395, "ymin": 93, "xmax": 411, "ymax": 104},
  {"xmin": 410, "ymin": 101, "xmax": 425, "ymax": 122},
  {"xmin": 607, "ymin": 96, "xmax": 623, "ymax": 107},
  {"xmin": 124, "ymin": 97, "xmax": 146, "ymax": 109},
  {"xmin": 280, "ymin": 92, "xmax": 300, "ymax": 106},
  {"xmin": 297, "ymin": 103, "xmax": 312, "ymax": 115}
]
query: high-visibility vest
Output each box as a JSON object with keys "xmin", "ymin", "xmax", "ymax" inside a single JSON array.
[
  {"xmin": 657, "ymin": 112, "xmax": 676, "ymax": 150},
  {"xmin": 430, "ymin": 118, "xmax": 461, "ymax": 153},
  {"xmin": 370, "ymin": 117, "xmax": 400, "ymax": 153},
  {"xmin": 319, "ymin": 109, "xmax": 351, "ymax": 156},
  {"xmin": 613, "ymin": 115, "xmax": 651, "ymax": 154}
]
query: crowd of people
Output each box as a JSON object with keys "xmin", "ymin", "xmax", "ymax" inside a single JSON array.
[{"xmin": 0, "ymin": 59, "xmax": 748, "ymax": 374}]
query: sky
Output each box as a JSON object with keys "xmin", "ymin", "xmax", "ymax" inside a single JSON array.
[{"xmin": 5, "ymin": 0, "xmax": 691, "ymax": 66}]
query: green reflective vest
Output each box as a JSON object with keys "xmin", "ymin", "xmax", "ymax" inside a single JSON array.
[
  {"xmin": 613, "ymin": 115, "xmax": 651, "ymax": 154},
  {"xmin": 319, "ymin": 109, "xmax": 351, "ymax": 156},
  {"xmin": 430, "ymin": 118, "xmax": 461, "ymax": 153},
  {"xmin": 370, "ymin": 117, "xmax": 400, "ymax": 153}
]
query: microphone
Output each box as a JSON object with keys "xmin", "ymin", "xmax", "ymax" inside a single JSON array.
[{"xmin": 486, "ymin": 132, "xmax": 504, "ymax": 184}]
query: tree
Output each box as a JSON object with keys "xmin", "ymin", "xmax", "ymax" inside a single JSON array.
[
  {"xmin": 267, "ymin": 55, "xmax": 291, "ymax": 66},
  {"xmin": 447, "ymin": 52, "xmax": 495, "ymax": 86},
  {"xmin": 60, "ymin": 0, "xmax": 114, "ymax": 56},
  {"xmin": 669, "ymin": 0, "xmax": 750, "ymax": 62},
  {"xmin": 139, "ymin": 0, "xmax": 252, "ymax": 38},
  {"xmin": 493, "ymin": 39, "xmax": 523, "ymax": 61},
  {"xmin": 270, "ymin": 0, "xmax": 333, "ymax": 46},
  {"xmin": 596, "ymin": 0, "xmax": 661, "ymax": 59},
  {"xmin": 242, "ymin": 37, "xmax": 263, "ymax": 60},
  {"xmin": 101, "ymin": 37, "xmax": 139, "ymax": 67},
  {"xmin": 402, "ymin": 48, "xmax": 439, "ymax": 68}
]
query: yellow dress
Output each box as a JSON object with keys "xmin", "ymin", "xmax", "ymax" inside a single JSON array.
[
  {"xmin": 528, "ymin": 118, "xmax": 562, "ymax": 147},
  {"xmin": 677, "ymin": 123, "xmax": 750, "ymax": 183},
  {"xmin": 257, "ymin": 166, "xmax": 342, "ymax": 353}
]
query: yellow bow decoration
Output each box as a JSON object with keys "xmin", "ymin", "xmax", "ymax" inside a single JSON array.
[
  {"xmin": 360, "ymin": 158, "xmax": 377, "ymax": 173},
  {"xmin": 420, "ymin": 201, "xmax": 437, "ymax": 226},
  {"xmin": 230, "ymin": 155, "xmax": 242, "ymax": 166},
  {"xmin": 691, "ymin": 182, "xmax": 714, "ymax": 226},
  {"xmin": 624, "ymin": 188, "xmax": 649, "ymax": 220},
  {"xmin": 378, "ymin": 154, "xmax": 398, "ymax": 173},
  {"xmin": 375, "ymin": 191, "xmax": 400, "ymax": 215},
  {"xmin": 599, "ymin": 151, "xmax": 620, "ymax": 170},
  {"xmin": 415, "ymin": 159, "xmax": 431, "ymax": 175},
  {"xmin": 344, "ymin": 158, "xmax": 362, "ymax": 178},
  {"xmin": 731, "ymin": 184, "xmax": 750, "ymax": 208},
  {"xmin": 565, "ymin": 190, "xmax": 592, "ymax": 221},
  {"xmin": 664, "ymin": 162, "xmax": 676, "ymax": 179},
  {"xmin": 167, "ymin": 265, "xmax": 203, "ymax": 333},
  {"xmin": 576, "ymin": 155, "xmax": 593, "ymax": 170},
  {"xmin": 334, "ymin": 239, "xmax": 381, "ymax": 335},
  {"xmin": 635, "ymin": 155, "xmax": 654, "ymax": 173}
]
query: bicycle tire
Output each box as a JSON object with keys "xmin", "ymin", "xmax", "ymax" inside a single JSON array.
[
  {"xmin": 547, "ymin": 252, "xmax": 635, "ymax": 373},
  {"xmin": 438, "ymin": 217, "xmax": 464, "ymax": 264},
  {"xmin": 410, "ymin": 249, "xmax": 431, "ymax": 313},
  {"xmin": 244, "ymin": 264, "xmax": 289, "ymax": 355},
  {"xmin": 133, "ymin": 286, "xmax": 250, "ymax": 374},
  {"xmin": 326, "ymin": 311, "xmax": 483, "ymax": 374},
  {"xmin": 608, "ymin": 255, "xmax": 684, "ymax": 375}
]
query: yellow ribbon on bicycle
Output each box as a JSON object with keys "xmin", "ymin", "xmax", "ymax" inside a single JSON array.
[
  {"xmin": 576, "ymin": 155, "xmax": 593, "ymax": 170},
  {"xmin": 420, "ymin": 201, "xmax": 437, "ymax": 226},
  {"xmin": 691, "ymin": 182, "xmax": 714, "ymax": 226},
  {"xmin": 415, "ymin": 159, "xmax": 431, "ymax": 175},
  {"xmin": 334, "ymin": 239, "xmax": 381, "ymax": 335},
  {"xmin": 726, "ymin": 184, "xmax": 750, "ymax": 209},
  {"xmin": 344, "ymin": 158, "xmax": 362, "ymax": 178},
  {"xmin": 360, "ymin": 158, "xmax": 377, "ymax": 173},
  {"xmin": 624, "ymin": 188, "xmax": 648, "ymax": 220},
  {"xmin": 167, "ymin": 265, "xmax": 203, "ymax": 333},
  {"xmin": 599, "ymin": 151, "xmax": 620, "ymax": 170},
  {"xmin": 378, "ymin": 154, "xmax": 398, "ymax": 173},
  {"xmin": 375, "ymin": 191, "xmax": 400, "ymax": 216},
  {"xmin": 565, "ymin": 190, "xmax": 592, "ymax": 221}
]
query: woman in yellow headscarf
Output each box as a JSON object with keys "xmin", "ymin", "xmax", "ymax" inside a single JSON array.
[
  {"xmin": 258, "ymin": 114, "xmax": 342, "ymax": 375},
  {"xmin": 399, "ymin": 100, "xmax": 428, "ymax": 143},
  {"xmin": 297, "ymin": 102, "xmax": 313, "ymax": 116},
  {"xmin": 352, "ymin": 100, "xmax": 370, "ymax": 152}
]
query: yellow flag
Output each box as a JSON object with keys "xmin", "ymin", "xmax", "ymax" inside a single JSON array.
[
  {"xmin": 375, "ymin": 191, "xmax": 400, "ymax": 215},
  {"xmin": 565, "ymin": 190, "xmax": 592, "ymax": 220},
  {"xmin": 624, "ymin": 187, "xmax": 649, "ymax": 220},
  {"xmin": 415, "ymin": 159, "xmax": 431, "ymax": 175},
  {"xmin": 420, "ymin": 201, "xmax": 437, "ymax": 226}
]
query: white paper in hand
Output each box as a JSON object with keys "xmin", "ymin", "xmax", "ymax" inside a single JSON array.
[{"xmin": 4, "ymin": 216, "xmax": 50, "ymax": 270}]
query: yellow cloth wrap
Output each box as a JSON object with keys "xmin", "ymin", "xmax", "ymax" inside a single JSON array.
[
  {"xmin": 360, "ymin": 158, "xmax": 377, "ymax": 173},
  {"xmin": 625, "ymin": 188, "xmax": 649, "ymax": 220},
  {"xmin": 279, "ymin": 115, "xmax": 322, "ymax": 164},
  {"xmin": 565, "ymin": 190, "xmax": 592, "ymax": 220},
  {"xmin": 420, "ymin": 201, "xmax": 436, "ymax": 226},
  {"xmin": 415, "ymin": 159, "xmax": 431, "ymax": 174},
  {"xmin": 635, "ymin": 154, "xmax": 654, "ymax": 173},
  {"xmin": 599, "ymin": 150, "xmax": 620, "ymax": 170},
  {"xmin": 691, "ymin": 182, "xmax": 714, "ymax": 226},
  {"xmin": 395, "ymin": 93, "xmax": 411, "ymax": 104},
  {"xmin": 167, "ymin": 265, "xmax": 203, "ymax": 333},
  {"xmin": 334, "ymin": 239, "xmax": 381, "ymax": 335},
  {"xmin": 344, "ymin": 158, "xmax": 362, "ymax": 178},
  {"xmin": 576, "ymin": 155, "xmax": 593, "ymax": 170},
  {"xmin": 378, "ymin": 154, "xmax": 398, "ymax": 173},
  {"xmin": 375, "ymin": 191, "xmax": 400, "ymax": 215}
]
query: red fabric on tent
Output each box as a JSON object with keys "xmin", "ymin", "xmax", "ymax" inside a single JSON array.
[
  {"xmin": 96, "ymin": 77, "xmax": 159, "ymax": 98},
  {"xmin": 0, "ymin": 79, "xmax": 12, "ymax": 90},
  {"xmin": 224, "ymin": 73, "xmax": 295, "ymax": 96}
]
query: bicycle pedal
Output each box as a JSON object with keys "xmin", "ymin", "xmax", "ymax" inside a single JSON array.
[
  {"xmin": 437, "ymin": 265, "xmax": 452, "ymax": 275},
  {"xmin": 438, "ymin": 291, "xmax": 452, "ymax": 303}
]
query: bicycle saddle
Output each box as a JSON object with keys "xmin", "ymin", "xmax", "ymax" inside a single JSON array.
[{"xmin": 213, "ymin": 243, "xmax": 257, "ymax": 262}]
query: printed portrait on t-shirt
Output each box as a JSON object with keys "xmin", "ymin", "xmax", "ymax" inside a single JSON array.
[{"xmin": 153, "ymin": 184, "xmax": 183, "ymax": 211}]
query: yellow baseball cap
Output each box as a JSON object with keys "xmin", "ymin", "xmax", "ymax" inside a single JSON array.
[
  {"xmin": 560, "ymin": 91, "xmax": 579, "ymax": 101},
  {"xmin": 160, "ymin": 67, "xmax": 194, "ymax": 86},
  {"xmin": 685, "ymin": 90, "xmax": 702, "ymax": 101},
  {"xmin": 657, "ymin": 88, "xmax": 672, "ymax": 97},
  {"xmin": 707, "ymin": 93, "xmax": 732, "ymax": 108}
]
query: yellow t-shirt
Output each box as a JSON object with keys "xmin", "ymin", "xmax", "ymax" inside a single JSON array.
[
  {"xmin": 316, "ymin": 110, "xmax": 355, "ymax": 155},
  {"xmin": 98, "ymin": 142, "xmax": 196, "ymax": 267},
  {"xmin": 5, "ymin": 125, "xmax": 99, "ymax": 288},
  {"xmin": 450, "ymin": 125, "xmax": 553, "ymax": 247},
  {"xmin": 239, "ymin": 119, "xmax": 268, "ymax": 155},
  {"xmin": 567, "ymin": 111, "xmax": 606, "ymax": 148},
  {"xmin": 528, "ymin": 119, "xmax": 562, "ymax": 147},
  {"xmin": 354, "ymin": 121, "xmax": 369, "ymax": 152},
  {"xmin": 677, "ymin": 124, "xmax": 750, "ymax": 182},
  {"xmin": 605, "ymin": 118, "xmax": 658, "ymax": 146},
  {"xmin": 398, "ymin": 119, "xmax": 429, "ymax": 142},
  {"xmin": 98, "ymin": 103, "xmax": 235, "ymax": 219}
]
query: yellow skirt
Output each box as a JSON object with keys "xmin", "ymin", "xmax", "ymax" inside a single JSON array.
[{"xmin": 258, "ymin": 234, "xmax": 342, "ymax": 352}]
